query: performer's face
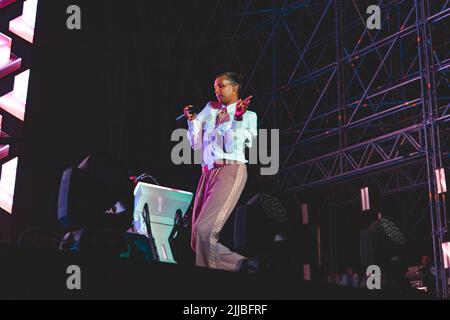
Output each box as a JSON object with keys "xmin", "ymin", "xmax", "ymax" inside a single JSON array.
[{"xmin": 214, "ymin": 76, "xmax": 238, "ymax": 106}]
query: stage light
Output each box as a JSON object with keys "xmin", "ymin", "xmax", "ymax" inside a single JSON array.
[
  {"xmin": 435, "ymin": 168, "xmax": 447, "ymax": 194},
  {"xmin": 248, "ymin": 193, "xmax": 288, "ymax": 223},
  {"xmin": 0, "ymin": 0, "xmax": 35, "ymax": 221},
  {"xmin": 442, "ymin": 242, "xmax": 450, "ymax": 269},
  {"xmin": 9, "ymin": 0, "xmax": 38, "ymax": 43},
  {"xmin": 360, "ymin": 216, "xmax": 406, "ymax": 269},
  {"xmin": 0, "ymin": 33, "xmax": 12, "ymax": 67},
  {"xmin": 0, "ymin": 69, "xmax": 30, "ymax": 121},
  {"xmin": 361, "ymin": 187, "xmax": 370, "ymax": 211},
  {"xmin": 58, "ymin": 154, "xmax": 134, "ymax": 231},
  {"xmin": 301, "ymin": 203, "xmax": 309, "ymax": 225},
  {"xmin": 226, "ymin": 193, "xmax": 290, "ymax": 258},
  {"xmin": 22, "ymin": 0, "xmax": 38, "ymax": 27},
  {"xmin": 379, "ymin": 217, "xmax": 406, "ymax": 246},
  {"xmin": 303, "ymin": 264, "xmax": 311, "ymax": 281},
  {"xmin": 57, "ymin": 154, "xmax": 136, "ymax": 257},
  {"xmin": 0, "ymin": 158, "xmax": 17, "ymax": 213}
]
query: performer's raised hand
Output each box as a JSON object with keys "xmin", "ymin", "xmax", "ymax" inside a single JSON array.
[{"xmin": 235, "ymin": 95, "xmax": 252, "ymax": 119}]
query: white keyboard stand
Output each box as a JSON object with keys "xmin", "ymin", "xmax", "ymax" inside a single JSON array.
[{"xmin": 133, "ymin": 182, "xmax": 193, "ymax": 264}]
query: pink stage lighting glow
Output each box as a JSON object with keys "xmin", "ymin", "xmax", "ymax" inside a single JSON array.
[
  {"xmin": 0, "ymin": 113, "xmax": 12, "ymax": 214},
  {"xmin": 9, "ymin": 0, "xmax": 38, "ymax": 43},
  {"xmin": 0, "ymin": 0, "xmax": 16, "ymax": 9},
  {"xmin": 443, "ymin": 242, "xmax": 450, "ymax": 269},
  {"xmin": 0, "ymin": 69, "xmax": 29, "ymax": 121},
  {"xmin": 0, "ymin": 158, "xmax": 17, "ymax": 213},
  {"xmin": 0, "ymin": 28, "xmax": 21, "ymax": 80},
  {"xmin": 0, "ymin": 115, "xmax": 9, "ymax": 163},
  {"xmin": 0, "ymin": 0, "xmax": 37, "ymax": 214},
  {"xmin": 0, "ymin": 33, "xmax": 12, "ymax": 67}
]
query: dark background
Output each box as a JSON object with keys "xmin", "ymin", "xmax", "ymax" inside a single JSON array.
[
  {"xmin": 11, "ymin": 0, "xmax": 272, "ymax": 241},
  {"xmin": 0, "ymin": 0, "xmax": 439, "ymax": 274}
]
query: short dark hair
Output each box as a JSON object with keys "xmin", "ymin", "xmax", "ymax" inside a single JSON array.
[{"xmin": 216, "ymin": 72, "xmax": 244, "ymax": 93}]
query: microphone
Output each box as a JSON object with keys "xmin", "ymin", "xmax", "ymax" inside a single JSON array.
[{"xmin": 176, "ymin": 105, "xmax": 195, "ymax": 121}]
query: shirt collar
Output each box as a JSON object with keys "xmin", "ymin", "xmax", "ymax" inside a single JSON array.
[{"xmin": 221, "ymin": 102, "xmax": 236, "ymax": 114}]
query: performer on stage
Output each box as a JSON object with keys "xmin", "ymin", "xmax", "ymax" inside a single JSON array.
[{"xmin": 183, "ymin": 72, "xmax": 258, "ymax": 272}]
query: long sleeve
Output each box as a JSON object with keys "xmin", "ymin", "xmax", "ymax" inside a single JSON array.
[
  {"xmin": 186, "ymin": 101, "xmax": 257, "ymax": 167},
  {"xmin": 187, "ymin": 118, "xmax": 203, "ymax": 150},
  {"xmin": 187, "ymin": 104, "xmax": 209, "ymax": 150},
  {"xmin": 236, "ymin": 111, "xmax": 257, "ymax": 148}
]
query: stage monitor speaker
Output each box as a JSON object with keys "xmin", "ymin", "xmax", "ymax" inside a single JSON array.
[{"xmin": 57, "ymin": 154, "xmax": 133, "ymax": 231}]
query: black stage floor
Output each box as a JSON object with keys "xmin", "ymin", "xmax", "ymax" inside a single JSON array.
[{"xmin": 0, "ymin": 244, "xmax": 428, "ymax": 300}]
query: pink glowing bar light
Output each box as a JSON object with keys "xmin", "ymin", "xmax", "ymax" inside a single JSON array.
[
  {"xmin": 0, "ymin": 33, "xmax": 12, "ymax": 67},
  {"xmin": 9, "ymin": 0, "xmax": 38, "ymax": 43},
  {"xmin": 0, "ymin": 157, "xmax": 17, "ymax": 214},
  {"xmin": 443, "ymin": 242, "xmax": 450, "ymax": 269},
  {"xmin": 0, "ymin": 69, "xmax": 29, "ymax": 121}
]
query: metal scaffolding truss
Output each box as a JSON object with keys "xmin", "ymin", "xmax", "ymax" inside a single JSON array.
[
  {"xmin": 223, "ymin": 1, "xmax": 448, "ymax": 189},
  {"xmin": 279, "ymin": 1, "xmax": 450, "ymax": 188},
  {"xmin": 281, "ymin": 124, "xmax": 424, "ymax": 191},
  {"xmin": 215, "ymin": 0, "xmax": 450, "ymax": 297}
]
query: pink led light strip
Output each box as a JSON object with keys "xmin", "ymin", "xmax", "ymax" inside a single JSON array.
[{"xmin": 0, "ymin": 0, "xmax": 37, "ymax": 213}]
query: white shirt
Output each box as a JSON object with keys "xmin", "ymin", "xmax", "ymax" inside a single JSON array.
[{"xmin": 187, "ymin": 101, "xmax": 258, "ymax": 169}]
